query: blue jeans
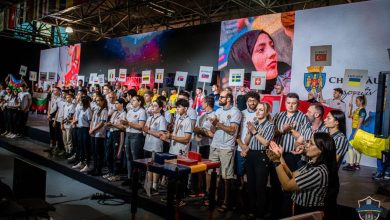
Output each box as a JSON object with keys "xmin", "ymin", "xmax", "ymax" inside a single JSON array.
[
  {"xmin": 124, "ymin": 132, "xmax": 145, "ymax": 179},
  {"xmin": 377, "ymin": 158, "xmax": 390, "ymax": 174}
]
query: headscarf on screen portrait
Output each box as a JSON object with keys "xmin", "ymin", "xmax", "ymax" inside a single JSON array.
[{"xmin": 227, "ymin": 30, "xmax": 266, "ymax": 71}]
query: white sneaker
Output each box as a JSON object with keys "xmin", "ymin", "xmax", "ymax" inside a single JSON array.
[
  {"xmin": 1, "ymin": 131, "xmax": 8, "ymax": 136},
  {"xmin": 67, "ymin": 154, "xmax": 76, "ymax": 161},
  {"xmin": 5, "ymin": 133, "xmax": 13, "ymax": 138},
  {"xmin": 80, "ymin": 165, "xmax": 90, "ymax": 173},
  {"xmin": 9, "ymin": 134, "xmax": 16, "ymax": 138},
  {"xmin": 72, "ymin": 162, "xmax": 85, "ymax": 169}
]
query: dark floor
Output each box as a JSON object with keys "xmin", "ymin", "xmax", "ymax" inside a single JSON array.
[{"xmin": 0, "ymin": 147, "xmax": 162, "ymax": 220}]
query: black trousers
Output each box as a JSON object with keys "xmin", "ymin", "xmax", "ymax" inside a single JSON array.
[
  {"xmin": 49, "ymin": 119, "xmax": 56, "ymax": 143},
  {"xmin": 91, "ymin": 137, "xmax": 105, "ymax": 172},
  {"xmin": 270, "ymin": 152, "xmax": 301, "ymax": 218},
  {"xmin": 246, "ymin": 150, "xmax": 269, "ymax": 217},
  {"xmin": 78, "ymin": 127, "xmax": 90, "ymax": 163},
  {"xmin": 105, "ymin": 131, "xmax": 121, "ymax": 174},
  {"xmin": 16, "ymin": 110, "xmax": 28, "ymax": 135},
  {"xmin": 54, "ymin": 121, "xmax": 64, "ymax": 150}
]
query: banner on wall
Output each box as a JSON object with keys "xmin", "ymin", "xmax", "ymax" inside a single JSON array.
[
  {"xmin": 142, "ymin": 70, "xmax": 151, "ymax": 84},
  {"xmin": 228, "ymin": 69, "xmax": 244, "ymax": 87},
  {"xmin": 250, "ymin": 71, "xmax": 266, "ymax": 90},
  {"xmin": 29, "ymin": 71, "xmax": 37, "ymax": 81},
  {"xmin": 108, "ymin": 69, "xmax": 116, "ymax": 82},
  {"xmin": 310, "ymin": 45, "xmax": 332, "ymax": 66},
  {"xmin": 342, "ymin": 69, "xmax": 368, "ymax": 92},
  {"xmin": 19, "ymin": 65, "xmax": 27, "ymax": 76},
  {"xmin": 155, "ymin": 69, "xmax": 164, "ymax": 83},
  {"xmin": 118, "ymin": 69, "xmax": 127, "ymax": 82},
  {"xmin": 174, "ymin": 71, "xmax": 188, "ymax": 87},
  {"xmin": 198, "ymin": 66, "xmax": 213, "ymax": 83},
  {"xmin": 303, "ymin": 66, "xmax": 326, "ymax": 94}
]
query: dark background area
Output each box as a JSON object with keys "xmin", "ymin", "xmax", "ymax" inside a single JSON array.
[{"xmin": 0, "ymin": 37, "xmax": 49, "ymax": 85}]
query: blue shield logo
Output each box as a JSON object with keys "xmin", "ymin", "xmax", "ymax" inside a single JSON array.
[
  {"xmin": 356, "ymin": 196, "xmax": 382, "ymax": 220},
  {"xmin": 303, "ymin": 72, "xmax": 326, "ymax": 93}
]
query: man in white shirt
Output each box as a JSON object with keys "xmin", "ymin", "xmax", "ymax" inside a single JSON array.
[{"xmin": 319, "ymin": 87, "xmax": 346, "ymax": 112}]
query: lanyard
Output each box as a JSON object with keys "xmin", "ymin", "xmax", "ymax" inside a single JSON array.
[
  {"xmin": 174, "ymin": 116, "xmax": 186, "ymax": 135},
  {"xmin": 148, "ymin": 114, "xmax": 161, "ymax": 129}
]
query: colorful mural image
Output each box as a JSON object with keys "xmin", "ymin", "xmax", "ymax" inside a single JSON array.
[{"xmin": 218, "ymin": 12, "xmax": 294, "ymax": 94}]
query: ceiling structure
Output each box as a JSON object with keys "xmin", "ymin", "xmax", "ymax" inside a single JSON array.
[{"xmin": 1, "ymin": 0, "xmax": 364, "ymax": 46}]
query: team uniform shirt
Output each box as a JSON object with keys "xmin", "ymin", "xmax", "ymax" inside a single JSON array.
[
  {"xmin": 0, "ymin": 93, "xmax": 11, "ymax": 110},
  {"xmin": 62, "ymin": 102, "xmax": 76, "ymax": 129},
  {"xmin": 195, "ymin": 110, "xmax": 216, "ymax": 147},
  {"xmin": 325, "ymin": 99, "xmax": 346, "ymax": 112},
  {"xmin": 90, "ymin": 101, "xmax": 99, "ymax": 113},
  {"xmin": 91, "ymin": 108, "xmax": 108, "ymax": 138},
  {"xmin": 237, "ymin": 109, "xmax": 256, "ymax": 151},
  {"xmin": 273, "ymin": 111, "xmax": 309, "ymax": 152},
  {"xmin": 55, "ymin": 98, "xmax": 66, "ymax": 123},
  {"xmin": 169, "ymin": 115, "xmax": 193, "ymax": 155},
  {"xmin": 144, "ymin": 114, "xmax": 167, "ymax": 152},
  {"xmin": 109, "ymin": 110, "xmax": 126, "ymax": 132},
  {"xmin": 125, "ymin": 107, "xmax": 147, "ymax": 133},
  {"xmin": 352, "ymin": 108, "xmax": 367, "ymax": 129},
  {"xmin": 49, "ymin": 95, "xmax": 61, "ymax": 117},
  {"xmin": 291, "ymin": 163, "xmax": 328, "ymax": 207},
  {"xmin": 107, "ymin": 102, "xmax": 117, "ymax": 117},
  {"xmin": 210, "ymin": 106, "xmax": 242, "ymax": 150},
  {"xmin": 301, "ymin": 121, "xmax": 329, "ymax": 141},
  {"xmin": 331, "ymin": 131, "xmax": 350, "ymax": 159},
  {"xmin": 76, "ymin": 107, "xmax": 92, "ymax": 128},
  {"xmin": 248, "ymin": 120, "xmax": 275, "ymax": 151},
  {"xmin": 164, "ymin": 110, "xmax": 173, "ymax": 124},
  {"xmin": 126, "ymin": 102, "xmax": 133, "ymax": 112},
  {"xmin": 18, "ymin": 92, "xmax": 31, "ymax": 112},
  {"xmin": 175, "ymin": 107, "xmax": 197, "ymax": 123},
  {"xmin": 6, "ymin": 96, "xmax": 19, "ymax": 109}
]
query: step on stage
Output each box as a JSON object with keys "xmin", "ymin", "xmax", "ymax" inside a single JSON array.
[{"xmin": 1, "ymin": 113, "xmax": 390, "ymax": 220}]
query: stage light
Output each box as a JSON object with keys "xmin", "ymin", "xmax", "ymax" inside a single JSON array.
[{"xmin": 65, "ymin": 26, "xmax": 73, "ymax": 33}]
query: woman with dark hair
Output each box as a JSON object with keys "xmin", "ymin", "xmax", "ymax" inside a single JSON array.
[
  {"xmin": 72, "ymin": 97, "xmax": 92, "ymax": 172},
  {"xmin": 227, "ymin": 30, "xmax": 291, "ymax": 94},
  {"xmin": 267, "ymin": 132, "xmax": 339, "ymax": 219},
  {"xmin": 121, "ymin": 95, "xmax": 147, "ymax": 185},
  {"xmin": 324, "ymin": 109, "xmax": 349, "ymax": 167},
  {"xmin": 88, "ymin": 94, "xmax": 108, "ymax": 176}
]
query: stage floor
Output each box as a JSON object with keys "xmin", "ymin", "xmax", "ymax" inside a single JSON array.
[{"xmin": 4, "ymin": 113, "xmax": 390, "ymax": 219}]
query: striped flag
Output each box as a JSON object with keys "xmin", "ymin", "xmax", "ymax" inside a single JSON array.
[
  {"xmin": 348, "ymin": 77, "xmax": 361, "ymax": 86},
  {"xmin": 8, "ymin": 75, "xmax": 23, "ymax": 92},
  {"xmin": 32, "ymin": 93, "xmax": 48, "ymax": 111},
  {"xmin": 232, "ymin": 74, "xmax": 241, "ymax": 82}
]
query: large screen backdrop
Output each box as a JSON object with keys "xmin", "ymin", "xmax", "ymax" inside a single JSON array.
[
  {"xmin": 79, "ymin": 23, "xmax": 220, "ymax": 89},
  {"xmin": 218, "ymin": 12, "xmax": 294, "ymax": 94},
  {"xmin": 39, "ymin": 44, "xmax": 81, "ymax": 88}
]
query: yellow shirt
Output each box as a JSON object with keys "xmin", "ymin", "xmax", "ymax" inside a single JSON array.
[
  {"xmin": 168, "ymin": 94, "xmax": 177, "ymax": 114},
  {"xmin": 352, "ymin": 107, "xmax": 366, "ymax": 128},
  {"xmin": 152, "ymin": 94, "xmax": 159, "ymax": 102},
  {"xmin": 137, "ymin": 88, "xmax": 145, "ymax": 97}
]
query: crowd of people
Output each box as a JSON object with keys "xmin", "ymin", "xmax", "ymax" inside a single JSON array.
[{"xmin": 0, "ymin": 76, "xmax": 371, "ymax": 219}]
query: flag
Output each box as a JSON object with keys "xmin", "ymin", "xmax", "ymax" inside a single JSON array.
[
  {"xmin": 32, "ymin": 96, "xmax": 48, "ymax": 111},
  {"xmin": 201, "ymin": 73, "xmax": 209, "ymax": 79},
  {"xmin": 8, "ymin": 75, "xmax": 23, "ymax": 92},
  {"xmin": 178, "ymin": 76, "xmax": 184, "ymax": 81},
  {"xmin": 254, "ymin": 77, "xmax": 261, "ymax": 85},
  {"xmin": 232, "ymin": 74, "xmax": 241, "ymax": 82},
  {"xmin": 348, "ymin": 77, "xmax": 361, "ymax": 86},
  {"xmin": 156, "ymin": 74, "xmax": 162, "ymax": 80},
  {"xmin": 143, "ymin": 75, "xmax": 149, "ymax": 81}
]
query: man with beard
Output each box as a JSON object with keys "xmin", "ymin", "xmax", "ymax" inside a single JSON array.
[
  {"xmin": 234, "ymin": 91, "xmax": 259, "ymax": 209},
  {"xmin": 209, "ymin": 90, "xmax": 242, "ymax": 213}
]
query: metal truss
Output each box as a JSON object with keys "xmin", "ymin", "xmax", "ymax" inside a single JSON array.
[{"xmin": 1, "ymin": 0, "xmax": 365, "ymax": 45}]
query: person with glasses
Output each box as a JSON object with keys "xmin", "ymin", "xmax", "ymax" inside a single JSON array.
[
  {"xmin": 121, "ymin": 95, "xmax": 147, "ymax": 186},
  {"xmin": 104, "ymin": 98, "xmax": 126, "ymax": 181},
  {"xmin": 208, "ymin": 90, "xmax": 242, "ymax": 213},
  {"xmin": 143, "ymin": 99, "xmax": 167, "ymax": 194}
]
